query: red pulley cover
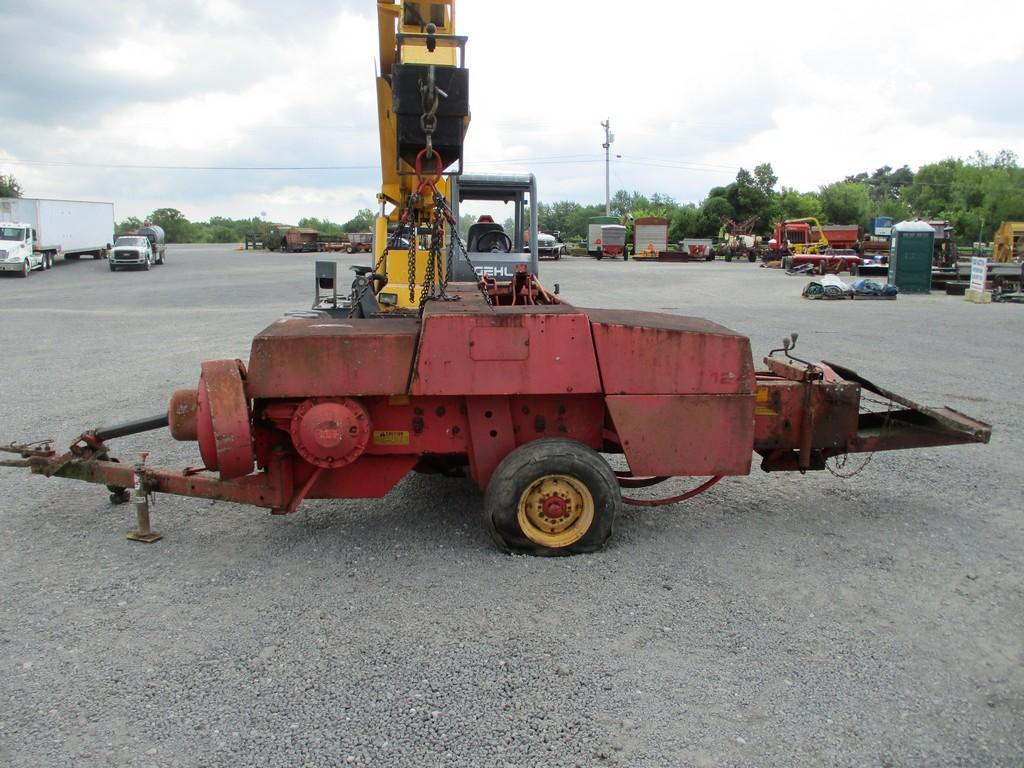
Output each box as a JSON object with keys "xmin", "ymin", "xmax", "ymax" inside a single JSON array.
[
  {"xmin": 289, "ymin": 398, "xmax": 371, "ymax": 469},
  {"xmin": 195, "ymin": 360, "xmax": 255, "ymax": 480}
]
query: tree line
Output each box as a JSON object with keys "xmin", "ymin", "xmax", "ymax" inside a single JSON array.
[
  {"xmin": 111, "ymin": 208, "xmax": 378, "ymax": 243},
  {"xmin": 4, "ymin": 149, "xmax": 1022, "ymax": 245},
  {"xmin": 538, "ymin": 150, "xmax": 1023, "ymax": 244}
]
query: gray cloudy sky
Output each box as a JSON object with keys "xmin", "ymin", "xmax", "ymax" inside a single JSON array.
[{"xmin": 2, "ymin": 0, "xmax": 1023, "ymax": 223}]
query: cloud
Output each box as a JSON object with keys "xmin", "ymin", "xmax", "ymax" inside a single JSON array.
[{"xmin": 1, "ymin": 0, "xmax": 1022, "ymax": 223}]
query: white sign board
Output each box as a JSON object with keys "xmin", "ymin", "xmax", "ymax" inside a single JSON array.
[{"xmin": 970, "ymin": 257, "xmax": 988, "ymax": 292}]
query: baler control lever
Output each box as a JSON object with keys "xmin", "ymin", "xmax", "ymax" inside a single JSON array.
[{"xmin": 768, "ymin": 332, "xmax": 815, "ymax": 369}]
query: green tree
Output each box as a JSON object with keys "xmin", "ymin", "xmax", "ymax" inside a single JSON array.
[
  {"xmin": 753, "ymin": 163, "xmax": 778, "ymax": 196},
  {"xmin": 777, "ymin": 187, "xmax": 823, "ymax": 220},
  {"xmin": 1, "ymin": 173, "xmax": 23, "ymax": 198},
  {"xmin": 115, "ymin": 216, "xmax": 144, "ymax": 236},
  {"xmin": 846, "ymin": 165, "xmax": 915, "ymax": 202},
  {"xmin": 818, "ymin": 181, "xmax": 872, "ymax": 226},
  {"xmin": 668, "ymin": 204, "xmax": 700, "ymax": 241},
  {"xmin": 538, "ymin": 200, "xmax": 585, "ymax": 236},
  {"xmin": 343, "ymin": 209, "xmax": 374, "ymax": 233},
  {"xmin": 900, "ymin": 152, "xmax": 1024, "ymax": 240},
  {"xmin": 697, "ymin": 197, "xmax": 735, "ymax": 238},
  {"xmin": 148, "ymin": 208, "xmax": 193, "ymax": 243},
  {"xmin": 710, "ymin": 165, "xmax": 780, "ymax": 234}
]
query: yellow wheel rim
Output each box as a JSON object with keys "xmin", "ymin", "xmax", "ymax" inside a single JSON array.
[{"xmin": 516, "ymin": 474, "xmax": 595, "ymax": 549}]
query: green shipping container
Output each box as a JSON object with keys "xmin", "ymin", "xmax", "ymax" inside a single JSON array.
[{"xmin": 888, "ymin": 221, "xmax": 935, "ymax": 293}]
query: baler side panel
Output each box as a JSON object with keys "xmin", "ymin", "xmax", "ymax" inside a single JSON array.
[
  {"xmin": 246, "ymin": 316, "xmax": 421, "ymax": 398},
  {"xmin": 307, "ymin": 455, "xmax": 420, "ymax": 499},
  {"xmin": 586, "ymin": 309, "xmax": 756, "ymax": 396},
  {"xmin": 606, "ymin": 395, "xmax": 754, "ymax": 476},
  {"xmin": 411, "ymin": 312, "xmax": 601, "ymax": 396}
]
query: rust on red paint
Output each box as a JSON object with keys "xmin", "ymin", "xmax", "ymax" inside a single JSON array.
[
  {"xmin": 587, "ymin": 309, "xmax": 756, "ymax": 396},
  {"xmin": 246, "ymin": 316, "xmax": 421, "ymax": 398},
  {"xmin": 464, "ymin": 396, "xmax": 516, "ymax": 487},
  {"xmin": 411, "ymin": 304, "xmax": 601, "ymax": 396},
  {"xmin": 168, "ymin": 389, "xmax": 199, "ymax": 441},
  {"xmin": 197, "ymin": 360, "xmax": 254, "ymax": 480},
  {"xmin": 10, "ymin": 296, "xmax": 991, "ymax": 519},
  {"xmin": 605, "ymin": 394, "xmax": 754, "ymax": 476}
]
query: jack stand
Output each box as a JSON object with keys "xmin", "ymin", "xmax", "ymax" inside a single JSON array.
[{"xmin": 126, "ymin": 452, "xmax": 161, "ymax": 543}]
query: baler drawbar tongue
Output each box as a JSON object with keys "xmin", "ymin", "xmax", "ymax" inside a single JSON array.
[{"xmin": 824, "ymin": 361, "xmax": 993, "ymax": 451}]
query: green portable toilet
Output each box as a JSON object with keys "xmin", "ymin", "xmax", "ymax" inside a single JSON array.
[{"xmin": 888, "ymin": 221, "xmax": 935, "ymax": 293}]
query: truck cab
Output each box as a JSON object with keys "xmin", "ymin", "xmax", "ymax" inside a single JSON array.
[
  {"xmin": 110, "ymin": 235, "xmax": 154, "ymax": 271},
  {"xmin": 0, "ymin": 223, "xmax": 47, "ymax": 277}
]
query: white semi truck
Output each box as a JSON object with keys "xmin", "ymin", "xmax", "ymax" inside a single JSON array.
[{"xmin": 0, "ymin": 198, "xmax": 114, "ymax": 275}]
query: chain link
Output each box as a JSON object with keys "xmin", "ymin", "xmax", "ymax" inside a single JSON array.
[
  {"xmin": 420, "ymin": 66, "xmax": 440, "ymax": 156},
  {"xmin": 404, "ymin": 194, "xmax": 493, "ymax": 310},
  {"xmin": 407, "ymin": 218, "xmax": 418, "ymax": 304},
  {"xmin": 442, "ymin": 209, "xmax": 493, "ymax": 308}
]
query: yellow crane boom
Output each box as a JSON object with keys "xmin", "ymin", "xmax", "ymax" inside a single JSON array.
[{"xmin": 372, "ymin": 1, "xmax": 470, "ymax": 308}]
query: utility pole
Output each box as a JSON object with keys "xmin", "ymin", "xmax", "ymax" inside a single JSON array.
[{"xmin": 601, "ymin": 119, "xmax": 613, "ymax": 216}]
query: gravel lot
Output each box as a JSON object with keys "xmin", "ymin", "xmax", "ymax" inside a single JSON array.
[{"xmin": 1, "ymin": 244, "xmax": 1021, "ymax": 767}]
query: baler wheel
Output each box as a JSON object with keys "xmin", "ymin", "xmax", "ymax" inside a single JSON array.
[{"xmin": 483, "ymin": 438, "xmax": 620, "ymax": 556}]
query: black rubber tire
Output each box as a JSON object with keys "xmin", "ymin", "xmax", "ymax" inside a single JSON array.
[
  {"xmin": 483, "ymin": 438, "xmax": 620, "ymax": 556},
  {"xmin": 92, "ymin": 252, "xmax": 102, "ymax": 260},
  {"xmin": 109, "ymin": 263, "xmax": 117, "ymax": 272},
  {"xmin": 17, "ymin": 259, "xmax": 29, "ymax": 278},
  {"xmin": 142, "ymin": 257, "xmax": 151, "ymax": 271}
]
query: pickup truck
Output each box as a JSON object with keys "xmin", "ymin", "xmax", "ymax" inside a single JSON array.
[{"xmin": 109, "ymin": 235, "xmax": 155, "ymax": 271}]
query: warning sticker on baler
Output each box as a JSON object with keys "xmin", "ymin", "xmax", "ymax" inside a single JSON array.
[
  {"xmin": 755, "ymin": 387, "xmax": 778, "ymax": 417},
  {"xmin": 373, "ymin": 430, "xmax": 410, "ymax": 446}
]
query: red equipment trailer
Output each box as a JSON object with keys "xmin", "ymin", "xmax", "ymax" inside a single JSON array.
[
  {"xmin": 783, "ymin": 252, "xmax": 862, "ymax": 274},
  {"xmin": 0, "ymin": 1, "xmax": 992, "ymax": 557},
  {"xmin": 2, "ymin": 288, "xmax": 990, "ymax": 555},
  {"xmin": 813, "ymin": 224, "xmax": 860, "ymax": 250}
]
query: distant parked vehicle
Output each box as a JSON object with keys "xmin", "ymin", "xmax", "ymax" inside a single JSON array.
[
  {"xmin": 346, "ymin": 232, "xmax": 373, "ymax": 253},
  {"xmin": 0, "ymin": 196, "xmax": 113, "ymax": 263},
  {"xmin": 0, "ymin": 222, "xmax": 50, "ymax": 276},
  {"xmin": 587, "ymin": 215, "xmax": 619, "ymax": 256},
  {"xmin": 595, "ymin": 224, "xmax": 627, "ymax": 260},
  {"xmin": 523, "ymin": 231, "xmax": 567, "ymax": 260},
  {"xmin": 109, "ymin": 235, "xmax": 155, "ymax": 271},
  {"xmin": 265, "ymin": 226, "xmax": 320, "ymax": 253},
  {"xmin": 122, "ymin": 225, "xmax": 167, "ymax": 265}
]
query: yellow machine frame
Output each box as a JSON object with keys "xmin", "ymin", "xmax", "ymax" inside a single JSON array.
[
  {"xmin": 784, "ymin": 217, "xmax": 830, "ymax": 254},
  {"xmin": 374, "ymin": 1, "xmax": 469, "ymax": 308},
  {"xmin": 993, "ymin": 221, "xmax": 1024, "ymax": 263}
]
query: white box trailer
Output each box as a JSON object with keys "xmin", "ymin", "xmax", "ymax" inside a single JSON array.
[
  {"xmin": 0, "ymin": 197, "xmax": 114, "ymax": 261},
  {"xmin": 634, "ymin": 217, "xmax": 669, "ymax": 256}
]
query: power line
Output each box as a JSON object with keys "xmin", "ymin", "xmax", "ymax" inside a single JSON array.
[
  {"xmin": 2, "ymin": 153, "xmax": 605, "ymax": 172},
  {"xmin": 2, "ymin": 158, "xmax": 379, "ymax": 171}
]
